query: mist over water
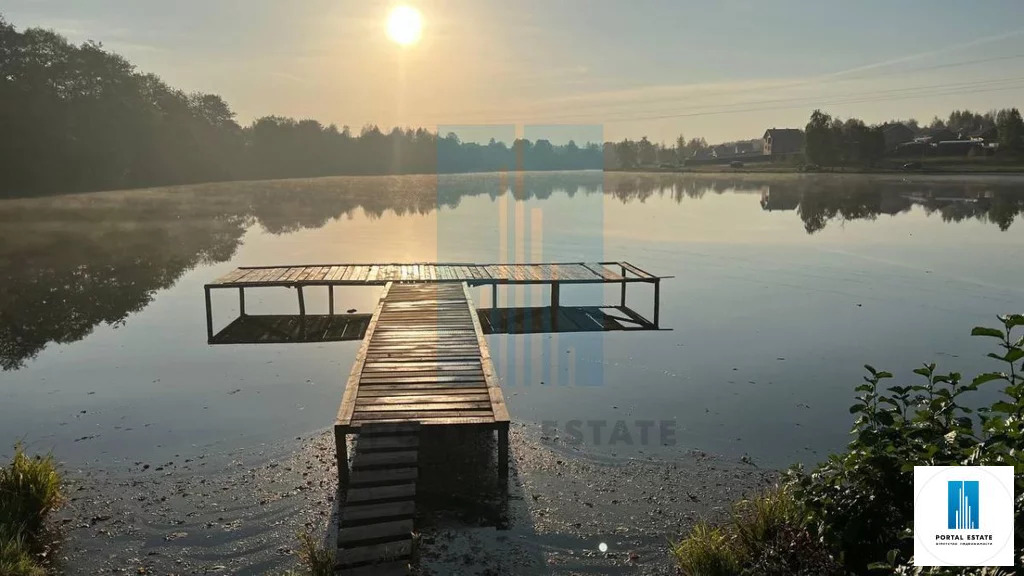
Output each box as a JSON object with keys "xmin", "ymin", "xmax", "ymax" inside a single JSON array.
[{"xmin": 0, "ymin": 171, "xmax": 1022, "ymax": 469}]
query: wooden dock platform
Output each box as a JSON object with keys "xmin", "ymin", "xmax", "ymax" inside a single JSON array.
[
  {"xmin": 203, "ymin": 261, "xmax": 668, "ymax": 342},
  {"xmin": 207, "ymin": 261, "xmax": 661, "ymax": 287},
  {"xmin": 334, "ymin": 281, "xmax": 510, "ymax": 488}
]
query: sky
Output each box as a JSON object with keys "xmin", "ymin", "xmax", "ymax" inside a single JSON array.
[{"xmin": 5, "ymin": 0, "xmax": 1024, "ymax": 144}]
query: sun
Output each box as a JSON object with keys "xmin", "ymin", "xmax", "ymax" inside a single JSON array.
[{"xmin": 387, "ymin": 5, "xmax": 423, "ymax": 47}]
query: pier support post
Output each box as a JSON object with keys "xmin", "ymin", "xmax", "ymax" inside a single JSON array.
[
  {"xmin": 620, "ymin": 265, "xmax": 627, "ymax": 307},
  {"xmin": 238, "ymin": 287, "xmax": 245, "ymax": 316},
  {"xmin": 492, "ymin": 284, "xmax": 498, "ymax": 308},
  {"xmin": 497, "ymin": 422, "xmax": 509, "ymax": 489},
  {"xmin": 204, "ymin": 286, "xmax": 213, "ymax": 343},
  {"xmin": 550, "ymin": 282, "xmax": 560, "ymax": 331},
  {"xmin": 335, "ymin": 426, "xmax": 349, "ymax": 490},
  {"xmin": 653, "ymin": 279, "xmax": 661, "ymax": 328},
  {"xmin": 297, "ymin": 286, "xmax": 306, "ymax": 340},
  {"xmin": 328, "ymin": 285, "xmax": 334, "ymax": 315}
]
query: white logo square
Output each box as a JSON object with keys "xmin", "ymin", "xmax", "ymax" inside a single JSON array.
[{"xmin": 914, "ymin": 466, "xmax": 1015, "ymax": 566}]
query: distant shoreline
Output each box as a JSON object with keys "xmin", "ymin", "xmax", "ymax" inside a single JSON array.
[
  {"xmin": 7, "ymin": 167, "xmax": 1024, "ymax": 202},
  {"xmin": 607, "ymin": 162, "xmax": 1024, "ymax": 176}
]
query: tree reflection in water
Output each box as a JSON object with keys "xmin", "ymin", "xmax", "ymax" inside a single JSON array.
[{"xmin": 1, "ymin": 173, "xmax": 1021, "ymax": 370}]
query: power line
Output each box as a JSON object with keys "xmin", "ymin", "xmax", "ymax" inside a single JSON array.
[
  {"xmin": 533, "ymin": 53, "xmax": 1024, "ymax": 117},
  {"xmin": 415, "ymin": 53, "xmax": 1024, "ymax": 124},
  {"xmin": 561, "ymin": 77, "xmax": 1024, "ymax": 123},
  {"xmin": 597, "ymin": 77, "xmax": 1024, "ymax": 123},
  {"xmin": 601, "ymin": 83, "xmax": 1024, "ymax": 124},
  {"xmin": 424, "ymin": 76, "xmax": 1024, "ymax": 126}
]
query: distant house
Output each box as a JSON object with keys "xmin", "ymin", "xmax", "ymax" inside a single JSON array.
[
  {"xmin": 971, "ymin": 126, "xmax": 998, "ymax": 142},
  {"xmin": 763, "ymin": 128, "xmax": 804, "ymax": 158},
  {"xmin": 708, "ymin": 141, "xmax": 756, "ymax": 159},
  {"xmin": 711, "ymin": 144, "xmax": 732, "ymax": 159},
  {"xmin": 935, "ymin": 140, "xmax": 985, "ymax": 156},
  {"xmin": 923, "ymin": 128, "xmax": 957, "ymax": 143},
  {"xmin": 895, "ymin": 141, "xmax": 929, "ymax": 156},
  {"xmin": 882, "ymin": 123, "xmax": 916, "ymax": 152},
  {"xmin": 733, "ymin": 141, "xmax": 754, "ymax": 155}
]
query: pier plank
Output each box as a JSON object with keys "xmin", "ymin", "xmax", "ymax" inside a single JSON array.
[
  {"xmin": 345, "ymin": 484, "xmax": 416, "ymax": 504},
  {"xmin": 356, "ymin": 435, "xmax": 420, "ymax": 451},
  {"xmin": 349, "ymin": 467, "xmax": 418, "ymax": 487},
  {"xmin": 338, "ymin": 561, "xmax": 409, "ymax": 576},
  {"xmin": 336, "ymin": 540, "xmax": 412, "ymax": 567},
  {"xmin": 211, "ymin": 261, "xmax": 662, "ymax": 287},
  {"xmin": 351, "ymin": 450, "xmax": 418, "ymax": 469},
  {"xmin": 338, "ymin": 519, "xmax": 413, "ymax": 546}
]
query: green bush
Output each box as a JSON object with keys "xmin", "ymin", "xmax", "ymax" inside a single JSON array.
[
  {"xmin": 674, "ymin": 315, "xmax": 1023, "ymax": 575},
  {"xmin": 788, "ymin": 315, "xmax": 1023, "ymax": 573}
]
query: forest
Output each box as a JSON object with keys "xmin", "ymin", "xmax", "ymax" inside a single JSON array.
[
  {"xmin": 0, "ymin": 16, "xmax": 602, "ymax": 197},
  {"xmin": 6, "ymin": 14, "xmax": 1024, "ymax": 196}
]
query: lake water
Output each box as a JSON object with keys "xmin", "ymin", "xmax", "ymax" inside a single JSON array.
[{"xmin": 1, "ymin": 172, "xmax": 1022, "ymax": 469}]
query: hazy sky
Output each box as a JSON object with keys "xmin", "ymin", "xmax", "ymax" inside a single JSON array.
[{"xmin": 6, "ymin": 0, "xmax": 1024, "ymax": 144}]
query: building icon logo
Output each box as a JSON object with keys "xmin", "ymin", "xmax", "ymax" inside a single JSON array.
[{"xmin": 947, "ymin": 480, "xmax": 979, "ymax": 530}]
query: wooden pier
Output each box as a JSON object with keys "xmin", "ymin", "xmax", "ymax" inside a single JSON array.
[
  {"xmin": 206, "ymin": 261, "xmax": 662, "ymax": 287},
  {"xmin": 204, "ymin": 261, "xmax": 667, "ymax": 343},
  {"xmin": 332, "ymin": 282, "xmax": 506, "ymax": 574},
  {"xmin": 201, "ymin": 261, "xmax": 668, "ymax": 573},
  {"xmin": 335, "ymin": 281, "xmax": 509, "ymax": 482}
]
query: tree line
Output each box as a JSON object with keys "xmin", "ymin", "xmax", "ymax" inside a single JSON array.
[
  {"xmin": 606, "ymin": 106, "xmax": 1024, "ymax": 171},
  {"xmin": 805, "ymin": 110, "xmax": 887, "ymax": 167},
  {"xmin": 805, "ymin": 107, "xmax": 1024, "ymax": 168},
  {"xmin": 611, "ymin": 135, "xmax": 713, "ymax": 168},
  {"xmin": 0, "ymin": 17, "xmax": 601, "ymax": 197},
  {"xmin": 912, "ymin": 108, "xmax": 1021, "ymax": 138}
]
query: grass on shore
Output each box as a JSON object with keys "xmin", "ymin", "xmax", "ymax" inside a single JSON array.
[
  {"xmin": 0, "ymin": 445, "xmax": 62, "ymax": 576},
  {"xmin": 281, "ymin": 529, "xmax": 334, "ymax": 576},
  {"xmin": 671, "ymin": 486, "xmax": 842, "ymax": 576}
]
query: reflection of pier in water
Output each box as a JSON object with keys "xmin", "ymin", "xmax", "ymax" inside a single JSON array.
[
  {"xmin": 209, "ymin": 314, "xmax": 372, "ymax": 344},
  {"xmin": 478, "ymin": 305, "xmax": 657, "ymax": 334},
  {"xmin": 203, "ymin": 261, "xmax": 668, "ymax": 574},
  {"xmin": 209, "ymin": 306, "xmax": 659, "ymax": 344}
]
